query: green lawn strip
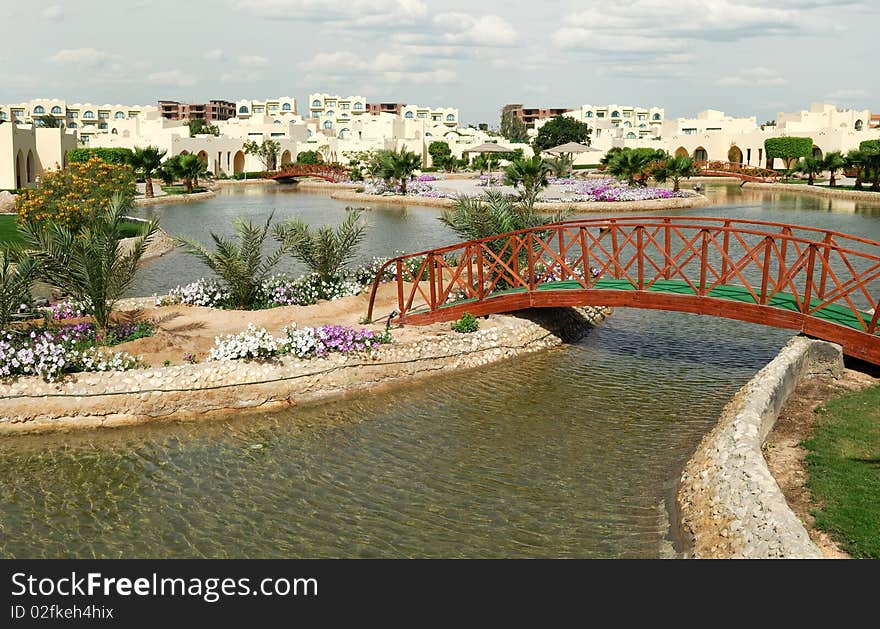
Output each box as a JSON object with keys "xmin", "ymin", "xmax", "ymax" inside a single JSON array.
[
  {"xmin": 160, "ymin": 185, "xmax": 208, "ymax": 195},
  {"xmin": 0, "ymin": 214, "xmax": 144, "ymax": 245},
  {"xmin": 802, "ymin": 385, "xmax": 880, "ymax": 558}
]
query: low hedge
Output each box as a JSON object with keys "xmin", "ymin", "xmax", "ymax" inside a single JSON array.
[{"xmin": 67, "ymin": 147, "xmax": 134, "ymax": 165}]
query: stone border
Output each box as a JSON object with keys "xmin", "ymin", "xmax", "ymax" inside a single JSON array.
[
  {"xmin": 0, "ymin": 306, "xmax": 610, "ymax": 434},
  {"xmin": 677, "ymin": 336, "xmax": 844, "ymax": 559},
  {"xmin": 135, "ymin": 189, "xmax": 216, "ymax": 206},
  {"xmin": 743, "ymin": 182, "xmax": 880, "ymax": 203},
  {"xmin": 329, "ymin": 189, "xmax": 710, "ymax": 212}
]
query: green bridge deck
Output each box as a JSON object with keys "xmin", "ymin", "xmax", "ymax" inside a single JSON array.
[{"xmin": 430, "ymin": 278, "xmax": 874, "ymax": 333}]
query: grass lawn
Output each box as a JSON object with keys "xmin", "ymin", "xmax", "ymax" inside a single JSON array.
[
  {"xmin": 160, "ymin": 185, "xmax": 208, "ymax": 195},
  {"xmin": 0, "ymin": 214, "xmax": 144, "ymax": 246},
  {"xmin": 803, "ymin": 384, "xmax": 880, "ymax": 558}
]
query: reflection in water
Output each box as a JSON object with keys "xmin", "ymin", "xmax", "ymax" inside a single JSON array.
[{"xmin": 1, "ymin": 183, "xmax": 876, "ymax": 558}]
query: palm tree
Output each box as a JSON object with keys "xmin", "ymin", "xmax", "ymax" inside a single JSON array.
[
  {"xmin": 544, "ymin": 153, "xmax": 574, "ymax": 177},
  {"xmin": 503, "ymin": 155, "xmax": 550, "ymax": 206},
  {"xmin": 821, "ymin": 151, "xmax": 846, "ymax": 188},
  {"xmin": 131, "ymin": 146, "xmax": 167, "ymax": 198},
  {"xmin": 176, "ymin": 213, "xmax": 284, "ymax": 309},
  {"xmin": 378, "ymin": 146, "xmax": 422, "ymax": 194},
  {"xmin": 471, "ymin": 154, "xmax": 490, "ymax": 175},
  {"xmin": 273, "ymin": 209, "xmax": 368, "ymax": 283},
  {"xmin": 439, "ymin": 190, "xmax": 567, "ymax": 244},
  {"xmin": 845, "ymin": 150, "xmax": 867, "ymax": 190},
  {"xmin": 795, "ymin": 156, "xmax": 824, "ymax": 185},
  {"xmin": 19, "ymin": 192, "xmax": 158, "ymax": 332},
  {"xmin": 607, "ymin": 149, "xmax": 655, "ymax": 186},
  {"xmin": 177, "ymin": 153, "xmax": 208, "ymax": 193},
  {"xmin": 650, "ymin": 155, "xmax": 700, "ymax": 192},
  {"xmin": 0, "ymin": 247, "xmax": 37, "ymax": 326}
]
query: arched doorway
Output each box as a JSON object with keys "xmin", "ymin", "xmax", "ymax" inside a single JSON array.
[
  {"xmin": 233, "ymin": 151, "xmax": 245, "ymax": 174},
  {"xmin": 280, "ymin": 150, "xmax": 292, "ymax": 166},
  {"xmin": 25, "ymin": 150, "xmax": 34, "ymax": 184},
  {"xmin": 693, "ymin": 147, "xmax": 708, "ymax": 162},
  {"xmin": 179, "ymin": 150, "xmax": 190, "ymax": 156},
  {"xmin": 15, "ymin": 150, "xmax": 23, "ymax": 189},
  {"xmin": 855, "ymin": 120, "xmax": 863, "ymax": 131},
  {"xmin": 315, "ymin": 152, "xmax": 324, "ymax": 163},
  {"xmin": 197, "ymin": 150, "xmax": 208, "ymax": 167},
  {"xmin": 812, "ymin": 145, "xmax": 823, "ymax": 159},
  {"xmin": 674, "ymin": 147, "xmax": 688, "ymax": 158},
  {"xmin": 727, "ymin": 146, "xmax": 743, "ymax": 165}
]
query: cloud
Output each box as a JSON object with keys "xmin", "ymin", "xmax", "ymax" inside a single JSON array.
[
  {"xmin": 234, "ymin": 0, "xmax": 426, "ymax": 24},
  {"xmin": 299, "ymin": 49, "xmax": 456, "ymax": 85},
  {"xmin": 432, "ymin": 13, "xmax": 517, "ymax": 46},
  {"xmin": 716, "ymin": 66, "xmax": 788, "ymax": 86},
  {"xmin": 41, "ymin": 4, "xmax": 64, "ymax": 20},
  {"xmin": 147, "ymin": 70, "xmax": 196, "ymax": 87},
  {"xmin": 47, "ymin": 48, "xmax": 112, "ymax": 66},
  {"xmin": 239, "ymin": 55, "xmax": 269, "ymax": 66},
  {"xmin": 204, "ymin": 48, "xmax": 225, "ymax": 61},
  {"xmin": 825, "ymin": 88, "xmax": 867, "ymax": 101}
]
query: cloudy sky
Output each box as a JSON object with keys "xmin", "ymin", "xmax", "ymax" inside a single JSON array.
[{"xmin": 3, "ymin": 0, "xmax": 878, "ymax": 125}]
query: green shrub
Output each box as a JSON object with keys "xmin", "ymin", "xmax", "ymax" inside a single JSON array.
[
  {"xmin": 231, "ymin": 171, "xmax": 265, "ymax": 180},
  {"xmin": 860, "ymin": 139, "xmax": 880, "ymax": 155},
  {"xmin": 451, "ymin": 312, "xmax": 479, "ymax": 333},
  {"xmin": 764, "ymin": 137, "xmax": 813, "ymax": 169},
  {"xmin": 67, "ymin": 147, "xmax": 134, "ymax": 165}
]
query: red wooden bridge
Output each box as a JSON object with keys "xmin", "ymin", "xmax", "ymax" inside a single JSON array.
[
  {"xmin": 366, "ymin": 217, "xmax": 880, "ymax": 364},
  {"xmin": 695, "ymin": 160, "xmax": 779, "ymax": 182},
  {"xmin": 266, "ymin": 164, "xmax": 349, "ymax": 183}
]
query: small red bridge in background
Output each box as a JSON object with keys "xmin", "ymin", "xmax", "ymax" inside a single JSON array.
[
  {"xmin": 266, "ymin": 164, "xmax": 349, "ymax": 183},
  {"xmin": 366, "ymin": 217, "xmax": 880, "ymax": 365},
  {"xmin": 695, "ymin": 160, "xmax": 779, "ymax": 183}
]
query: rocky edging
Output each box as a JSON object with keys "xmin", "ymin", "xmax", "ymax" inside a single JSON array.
[
  {"xmin": 743, "ymin": 182, "xmax": 880, "ymax": 203},
  {"xmin": 329, "ymin": 189, "xmax": 710, "ymax": 212},
  {"xmin": 135, "ymin": 189, "xmax": 216, "ymax": 206},
  {"xmin": 0, "ymin": 306, "xmax": 610, "ymax": 434},
  {"xmin": 677, "ymin": 336, "xmax": 844, "ymax": 559}
]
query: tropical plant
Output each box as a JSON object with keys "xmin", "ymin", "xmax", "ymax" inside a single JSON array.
[
  {"xmin": 34, "ymin": 115, "xmax": 64, "ymax": 128},
  {"xmin": 600, "ymin": 147, "xmax": 623, "ymax": 167},
  {"xmin": 845, "ymin": 149, "xmax": 867, "ymax": 190},
  {"xmin": 15, "ymin": 157, "xmax": 136, "ymax": 230},
  {"xmin": 451, "ymin": 312, "xmax": 479, "ymax": 334},
  {"xmin": 503, "ymin": 155, "xmax": 550, "ymax": 206},
  {"xmin": 649, "ymin": 155, "xmax": 700, "ymax": 192},
  {"xmin": 821, "ymin": 151, "xmax": 846, "ymax": 187},
  {"xmin": 544, "ymin": 153, "xmax": 574, "ymax": 177},
  {"xmin": 439, "ymin": 190, "xmax": 567, "ymax": 244},
  {"xmin": 187, "ymin": 118, "xmax": 219, "ymax": 137},
  {"xmin": 861, "ymin": 140, "xmax": 880, "ymax": 191},
  {"xmin": 428, "ymin": 141, "xmax": 452, "ymax": 167},
  {"xmin": 160, "ymin": 153, "xmax": 208, "ymax": 193},
  {"xmin": 0, "ymin": 248, "xmax": 37, "ymax": 326},
  {"xmin": 273, "ymin": 209, "xmax": 368, "ymax": 283},
  {"xmin": 378, "ymin": 146, "xmax": 422, "ymax": 194},
  {"xmin": 606, "ymin": 148, "xmax": 664, "ymax": 186},
  {"xmin": 471, "ymin": 153, "xmax": 491, "ymax": 175},
  {"xmin": 500, "ymin": 111, "xmax": 529, "ymax": 143},
  {"xmin": 175, "ymin": 213, "xmax": 285, "ymax": 309},
  {"xmin": 130, "ymin": 146, "xmax": 167, "ymax": 198},
  {"xmin": 532, "ymin": 115, "xmax": 592, "ymax": 153},
  {"xmin": 66, "ymin": 147, "xmax": 134, "ymax": 165},
  {"xmin": 19, "ymin": 192, "xmax": 158, "ymax": 332},
  {"xmin": 296, "ymin": 150, "xmax": 320, "ymax": 164},
  {"xmin": 243, "ymin": 139, "xmax": 281, "ymax": 171},
  {"xmin": 794, "ymin": 156, "xmax": 824, "ymax": 185}
]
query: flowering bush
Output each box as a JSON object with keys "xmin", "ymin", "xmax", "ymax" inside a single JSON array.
[
  {"xmin": 209, "ymin": 322, "xmax": 391, "ymax": 362},
  {"xmin": 208, "ymin": 324, "xmax": 279, "ymax": 361},
  {"xmin": 162, "ymin": 279, "xmax": 231, "ymax": 308},
  {"xmin": 0, "ymin": 329, "xmax": 143, "ymax": 381},
  {"xmin": 558, "ymin": 178, "xmax": 685, "ymax": 202},
  {"xmin": 259, "ymin": 273, "xmax": 361, "ymax": 308},
  {"xmin": 46, "ymin": 298, "xmax": 92, "ymax": 321}
]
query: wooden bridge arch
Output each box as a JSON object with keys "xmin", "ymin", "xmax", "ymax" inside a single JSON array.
[
  {"xmin": 366, "ymin": 217, "xmax": 880, "ymax": 365},
  {"xmin": 265, "ymin": 163, "xmax": 349, "ymax": 183},
  {"xmin": 695, "ymin": 160, "xmax": 778, "ymax": 182}
]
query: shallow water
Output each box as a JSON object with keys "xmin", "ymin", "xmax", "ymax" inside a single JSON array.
[{"xmin": 1, "ymin": 183, "xmax": 878, "ymax": 558}]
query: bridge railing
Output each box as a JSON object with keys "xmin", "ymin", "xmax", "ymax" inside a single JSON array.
[
  {"xmin": 694, "ymin": 160, "xmax": 779, "ymax": 182},
  {"xmin": 366, "ymin": 217, "xmax": 880, "ymax": 336}
]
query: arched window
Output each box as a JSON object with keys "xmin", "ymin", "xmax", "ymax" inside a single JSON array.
[
  {"xmin": 354, "ymin": 102, "xmax": 363, "ymax": 110},
  {"xmin": 446, "ymin": 114, "xmax": 455, "ymax": 121},
  {"xmin": 624, "ymin": 121, "xmax": 631, "ymax": 127},
  {"xmin": 51, "ymin": 106, "xmax": 63, "ymax": 115},
  {"xmin": 585, "ymin": 111, "xmax": 593, "ymax": 118},
  {"xmin": 325, "ymin": 110, "xmax": 334, "ymax": 117},
  {"xmin": 405, "ymin": 111, "xmax": 414, "ymax": 119},
  {"xmin": 338, "ymin": 128, "xmax": 349, "ymax": 139},
  {"xmin": 626, "ymin": 132, "xmax": 636, "ymax": 139},
  {"xmin": 307, "ymin": 130, "xmax": 313, "ymax": 137},
  {"xmin": 0, "ymin": 112, "xmax": 7, "ymax": 120},
  {"xmin": 323, "ymin": 120, "xmax": 333, "ymax": 129},
  {"xmin": 239, "ymin": 106, "xmax": 249, "ymax": 114},
  {"xmin": 312, "ymin": 99, "xmax": 321, "ymax": 107},
  {"xmin": 83, "ymin": 111, "xmax": 95, "ymax": 119},
  {"xmin": 99, "ymin": 122, "xmax": 108, "ymax": 129},
  {"xmin": 426, "ymin": 132, "xmax": 432, "ymax": 137},
  {"xmin": 639, "ymin": 123, "xmax": 647, "ymax": 128},
  {"xmin": 115, "ymin": 111, "xmax": 125, "ymax": 119},
  {"xmin": 855, "ymin": 119, "xmax": 864, "ymax": 131},
  {"xmin": 33, "ymin": 105, "xmax": 45, "ymax": 114},
  {"xmin": 111, "ymin": 128, "xmax": 118, "ymax": 134},
  {"xmin": 274, "ymin": 119, "xmax": 281, "ymax": 124},
  {"xmin": 611, "ymin": 110, "xmax": 620, "ymax": 117},
  {"xmin": 282, "ymin": 103, "xmax": 291, "ymax": 111},
  {"xmin": 652, "ymin": 113, "xmax": 661, "ymax": 120},
  {"xmin": 68, "ymin": 122, "xmax": 77, "ymax": 129}
]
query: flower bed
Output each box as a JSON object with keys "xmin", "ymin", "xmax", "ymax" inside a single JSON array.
[
  {"xmin": 550, "ymin": 178, "xmax": 686, "ymax": 202},
  {"xmin": 208, "ymin": 322, "xmax": 391, "ymax": 362}
]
